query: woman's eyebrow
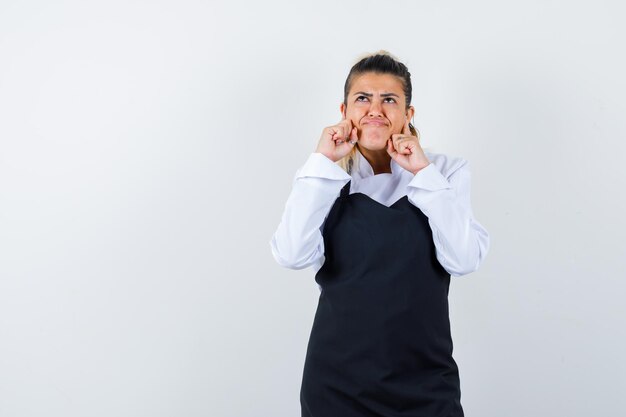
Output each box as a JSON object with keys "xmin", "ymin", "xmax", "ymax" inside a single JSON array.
[{"xmin": 353, "ymin": 91, "xmax": 400, "ymax": 98}]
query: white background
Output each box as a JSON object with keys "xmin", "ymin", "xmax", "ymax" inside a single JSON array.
[{"xmin": 1, "ymin": 0, "xmax": 625, "ymax": 416}]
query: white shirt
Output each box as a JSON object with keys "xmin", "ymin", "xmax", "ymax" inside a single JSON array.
[{"xmin": 270, "ymin": 148, "xmax": 490, "ymax": 280}]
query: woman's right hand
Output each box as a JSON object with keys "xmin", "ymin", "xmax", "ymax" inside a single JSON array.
[{"xmin": 315, "ymin": 118, "xmax": 359, "ymax": 162}]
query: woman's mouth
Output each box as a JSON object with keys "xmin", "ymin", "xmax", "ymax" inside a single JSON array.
[{"xmin": 363, "ymin": 121, "xmax": 387, "ymax": 127}]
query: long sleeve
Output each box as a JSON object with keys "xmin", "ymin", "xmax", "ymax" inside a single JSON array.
[
  {"xmin": 270, "ymin": 153, "xmax": 351, "ymax": 270},
  {"xmin": 406, "ymin": 159, "xmax": 490, "ymax": 277}
]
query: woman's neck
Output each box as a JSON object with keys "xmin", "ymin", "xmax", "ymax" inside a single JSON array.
[{"xmin": 359, "ymin": 147, "xmax": 392, "ymax": 175}]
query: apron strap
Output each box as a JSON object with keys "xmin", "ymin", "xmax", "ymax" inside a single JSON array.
[{"xmin": 340, "ymin": 180, "xmax": 351, "ymax": 198}]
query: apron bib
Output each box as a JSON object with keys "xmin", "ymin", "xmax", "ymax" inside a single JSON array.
[{"xmin": 300, "ymin": 180, "xmax": 464, "ymax": 417}]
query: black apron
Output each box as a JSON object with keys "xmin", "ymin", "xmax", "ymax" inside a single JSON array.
[{"xmin": 300, "ymin": 180, "xmax": 464, "ymax": 417}]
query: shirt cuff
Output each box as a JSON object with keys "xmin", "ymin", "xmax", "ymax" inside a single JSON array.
[
  {"xmin": 295, "ymin": 153, "xmax": 352, "ymax": 181},
  {"xmin": 407, "ymin": 163, "xmax": 452, "ymax": 191}
]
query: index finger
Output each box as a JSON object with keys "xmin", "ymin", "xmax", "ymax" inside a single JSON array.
[
  {"xmin": 402, "ymin": 119, "xmax": 410, "ymax": 135},
  {"xmin": 339, "ymin": 118, "xmax": 353, "ymax": 132}
]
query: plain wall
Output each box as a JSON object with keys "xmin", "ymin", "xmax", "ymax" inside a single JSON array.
[{"xmin": 1, "ymin": 0, "xmax": 624, "ymax": 416}]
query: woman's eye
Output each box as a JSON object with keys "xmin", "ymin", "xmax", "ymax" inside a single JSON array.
[{"xmin": 356, "ymin": 96, "xmax": 396, "ymax": 103}]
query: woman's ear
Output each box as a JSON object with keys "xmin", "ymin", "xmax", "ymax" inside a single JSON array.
[
  {"xmin": 340, "ymin": 102, "xmax": 346, "ymax": 120},
  {"xmin": 406, "ymin": 105, "xmax": 415, "ymax": 120}
]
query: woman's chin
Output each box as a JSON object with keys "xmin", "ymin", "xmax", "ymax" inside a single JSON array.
[{"xmin": 358, "ymin": 136, "xmax": 389, "ymax": 151}]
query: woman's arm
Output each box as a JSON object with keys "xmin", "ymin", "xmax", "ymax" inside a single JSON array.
[
  {"xmin": 406, "ymin": 158, "xmax": 490, "ymax": 277},
  {"xmin": 270, "ymin": 153, "xmax": 351, "ymax": 270}
]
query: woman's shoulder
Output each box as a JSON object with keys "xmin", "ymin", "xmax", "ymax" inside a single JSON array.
[{"xmin": 423, "ymin": 149, "xmax": 468, "ymax": 177}]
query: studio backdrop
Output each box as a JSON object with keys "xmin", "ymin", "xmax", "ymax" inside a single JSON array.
[{"xmin": 0, "ymin": 0, "xmax": 624, "ymax": 416}]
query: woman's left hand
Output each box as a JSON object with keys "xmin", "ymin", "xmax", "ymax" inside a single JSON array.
[{"xmin": 386, "ymin": 119, "xmax": 431, "ymax": 175}]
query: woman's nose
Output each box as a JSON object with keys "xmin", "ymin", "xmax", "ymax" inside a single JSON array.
[{"xmin": 368, "ymin": 100, "xmax": 383, "ymax": 117}]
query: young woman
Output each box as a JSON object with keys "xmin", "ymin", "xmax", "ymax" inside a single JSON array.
[{"xmin": 270, "ymin": 51, "xmax": 490, "ymax": 417}]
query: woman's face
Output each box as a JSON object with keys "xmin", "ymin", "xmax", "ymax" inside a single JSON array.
[{"xmin": 340, "ymin": 72, "xmax": 414, "ymax": 151}]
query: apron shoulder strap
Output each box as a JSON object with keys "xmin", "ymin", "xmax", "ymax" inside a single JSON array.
[{"xmin": 340, "ymin": 180, "xmax": 351, "ymax": 198}]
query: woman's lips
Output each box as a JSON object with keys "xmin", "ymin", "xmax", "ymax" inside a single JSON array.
[{"xmin": 363, "ymin": 121, "xmax": 387, "ymax": 127}]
